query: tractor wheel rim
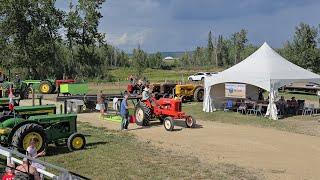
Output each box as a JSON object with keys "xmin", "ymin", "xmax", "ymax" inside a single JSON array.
[
  {"xmin": 23, "ymin": 132, "xmax": 43, "ymax": 151},
  {"xmin": 72, "ymin": 137, "xmax": 84, "ymax": 149},
  {"xmin": 136, "ymin": 109, "xmax": 144, "ymax": 122},
  {"xmin": 41, "ymin": 84, "xmax": 49, "ymax": 93},
  {"xmin": 186, "ymin": 117, "xmax": 193, "ymax": 126},
  {"xmin": 164, "ymin": 120, "xmax": 171, "ymax": 129}
]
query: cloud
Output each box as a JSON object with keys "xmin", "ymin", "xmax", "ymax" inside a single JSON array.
[
  {"xmin": 171, "ymin": 0, "xmax": 318, "ymax": 20},
  {"xmin": 56, "ymin": 0, "xmax": 320, "ymax": 52},
  {"xmin": 108, "ymin": 29, "xmax": 152, "ymax": 47}
]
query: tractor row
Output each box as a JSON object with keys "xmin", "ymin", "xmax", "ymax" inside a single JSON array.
[
  {"xmin": 0, "ymin": 101, "xmax": 85, "ymax": 152},
  {"xmin": 128, "ymin": 82, "xmax": 204, "ymax": 103}
]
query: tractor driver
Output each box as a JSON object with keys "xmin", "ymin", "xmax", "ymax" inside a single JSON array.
[{"xmin": 142, "ymin": 86, "xmax": 150, "ymax": 101}]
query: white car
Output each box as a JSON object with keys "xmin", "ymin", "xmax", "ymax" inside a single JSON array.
[{"xmin": 188, "ymin": 72, "xmax": 212, "ymax": 81}]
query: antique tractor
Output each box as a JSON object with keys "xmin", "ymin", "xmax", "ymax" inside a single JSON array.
[
  {"xmin": 134, "ymin": 97, "xmax": 196, "ymax": 131},
  {"xmin": 0, "ymin": 81, "xmax": 29, "ymax": 99},
  {"xmin": 174, "ymin": 84, "xmax": 204, "ymax": 102},
  {"xmin": 0, "ymin": 104, "xmax": 86, "ymax": 152},
  {"xmin": 23, "ymin": 79, "xmax": 76, "ymax": 94}
]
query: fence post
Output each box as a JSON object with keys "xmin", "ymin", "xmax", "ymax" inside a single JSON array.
[{"xmin": 7, "ymin": 152, "xmax": 12, "ymax": 164}]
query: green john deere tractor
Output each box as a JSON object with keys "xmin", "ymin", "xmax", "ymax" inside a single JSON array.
[
  {"xmin": 0, "ymin": 81, "xmax": 29, "ymax": 99},
  {"xmin": 0, "ymin": 104, "xmax": 86, "ymax": 152}
]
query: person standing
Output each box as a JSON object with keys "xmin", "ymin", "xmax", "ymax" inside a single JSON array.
[
  {"xmin": 120, "ymin": 94, "xmax": 129, "ymax": 130},
  {"xmin": 96, "ymin": 90, "xmax": 105, "ymax": 118}
]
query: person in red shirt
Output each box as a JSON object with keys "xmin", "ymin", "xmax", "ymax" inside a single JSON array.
[{"xmin": 2, "ymin": 163, "xmax": 15, "ymax": 180}]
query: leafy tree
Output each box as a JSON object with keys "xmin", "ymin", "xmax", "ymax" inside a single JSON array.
[
  {"xmin": 231, "ymin": 29, "xmax": 248, "ymax": 64},
  {"xmin": 132, "ymin": 45, "xmax": 147, "ymax": 77},
  {"xmin": 281, "ymin": 23, "xmax": 319, "ymax": 72}
]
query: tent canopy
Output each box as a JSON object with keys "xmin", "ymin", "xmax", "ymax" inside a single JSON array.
[
  {"xmin": 205, "ymin": 42, "xmax": 320, "ymax": 91},
  {"xmin": 203, "ymin": 42, "xmax": 320, "ymax": 120}
]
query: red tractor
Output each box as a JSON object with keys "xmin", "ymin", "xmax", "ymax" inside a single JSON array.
[{"xmin": 134, "ymin": 97, "xmax": 196, "ymax": 131}]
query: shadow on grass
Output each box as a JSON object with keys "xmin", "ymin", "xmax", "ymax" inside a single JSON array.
[{"xmin": 45, "ymin": 141, "xmax": 109, "ymax": 156}]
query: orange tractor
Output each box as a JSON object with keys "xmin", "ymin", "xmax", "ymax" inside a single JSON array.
[{"xmin": 134, "ymin": 97, "xmax": 196, "ymax": 131}]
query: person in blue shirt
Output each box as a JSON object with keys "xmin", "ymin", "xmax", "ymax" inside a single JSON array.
[{"xmin": 120, "ymin": 94, "xmax": 129, "ymax": 130}]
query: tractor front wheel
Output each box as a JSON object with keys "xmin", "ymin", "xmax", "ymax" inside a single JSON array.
[
  {"xmin": 164, "ymin": 117, "xmax": 174, "ymax": 131},
  {"xmin": 67, "ymin": 133, "xmax": 86, "ymax": 151},
  {"xmin": 39, "ymin": 81, "xmax": 53, "ymax": 94},
  {"xmin": 185, "ymin": 116, "xmax": 196, "ymax": 128},
  {"xmin": 134, "ymin": 103, "xmax": 151, "ymax": 126},
  {"xmin": 11, "ymin": 123, "xmax": 47, "ymax": 153},
  {"xmin": 193, "ymin": 87, "xmax": 204, "ymax": 102}
]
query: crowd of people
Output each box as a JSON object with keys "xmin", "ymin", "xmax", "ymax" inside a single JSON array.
[{"xmin": 277, "ymin": 96, "xmax": 301, "ymax": 115}]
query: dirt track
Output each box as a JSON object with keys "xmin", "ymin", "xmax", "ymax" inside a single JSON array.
[
  {"xmin": 77, "ymin": 112, "xmax": 320, "ymax": 180},
  {"xmin": 20, "ymin": 99, "xmax": 320, "ymax": 179}
]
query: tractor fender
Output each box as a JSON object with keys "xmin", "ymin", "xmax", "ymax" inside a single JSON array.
[{"xmin": 7, "ymin": 120, "xmax": 42, "ymax": 144}]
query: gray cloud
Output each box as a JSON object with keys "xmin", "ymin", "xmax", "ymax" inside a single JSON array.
[{"xmin": 56, "ymin": 0, "xmax": 320, "ymax": 52}]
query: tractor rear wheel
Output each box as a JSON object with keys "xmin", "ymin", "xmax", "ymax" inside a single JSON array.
[
  {"xmin": 11, "ymin": 123, "xmax": 46, "ymax": 153},
  {"xmin": 164, "ymin": 117, "xmax": 174, "ymax": 131},
  {"xmin": 135, "ymin": 102, "xmax": 151, "ymax": 126},
  {"xmin": 39, "ymin": 81, "xmax": 53, "ymax": 94},
  {"xmin": 193, "ymin": 87, "xmax": 204, "ymax": 102},
  {"xmin": 185, "ymin": 116, "xmax": 196, "ymax": 128},
  {"xmin": 67, "ymin": 133, "xmax": 86, "ymax": 151}
]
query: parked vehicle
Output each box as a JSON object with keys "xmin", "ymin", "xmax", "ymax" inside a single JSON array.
[
  {"xmin": 188, "ymin": 72, "xmax": 212, "ymax": 81},
  {"xmin": 134, "ymin": 97, "xmax": 196, "ymax": 131},
  {"xmin": 0, "ymin": 104, "xmax": 86, "ymax": 152}
]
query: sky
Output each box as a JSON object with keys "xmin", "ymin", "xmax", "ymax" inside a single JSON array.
[{"xmin": 56, "ymin": 0, "xmax": 320, "ymax": 53}]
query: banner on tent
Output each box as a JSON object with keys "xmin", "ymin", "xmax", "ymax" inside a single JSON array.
[{"xmin": 225, "ymin": 83, "xmax": 246, "ymax": 98}]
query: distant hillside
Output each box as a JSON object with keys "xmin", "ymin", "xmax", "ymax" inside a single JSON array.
[{"xmin": 160, "ymin": 52, "xmax": 187, "ymax": 58}]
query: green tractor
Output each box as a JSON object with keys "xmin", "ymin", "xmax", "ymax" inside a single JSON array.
[
  {"xmin": 0, "ymin": 104, "xmax": 86, "ymax": 152},
  {"xmin": 23, "ymin": 79, "xmax": 76, "ymax": 94},
  {"xmin": 0, "ymin": 81, "xmax": 29, "ymax": 99}
]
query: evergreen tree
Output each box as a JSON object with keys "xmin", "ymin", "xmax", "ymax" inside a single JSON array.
[{"xmin": 207, "ymin": 31, "xmax": 214, "ymax": 65}]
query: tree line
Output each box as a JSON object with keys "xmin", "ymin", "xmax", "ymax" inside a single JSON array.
[{"xmin": 1, "ymin": 0, "xmax": 319, "ymax": 80}]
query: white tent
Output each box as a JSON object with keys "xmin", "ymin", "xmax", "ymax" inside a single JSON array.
[{"xmin": 203, "ymin": 42, "xmax": 320, "ymax": 120}]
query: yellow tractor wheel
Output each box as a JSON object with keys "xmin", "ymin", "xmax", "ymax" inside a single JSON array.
[
  {"xmin": 11, "ymin": 123, "xmax": 47, "ymax": 152},
  {"xmin": 39, "ymin": 81, "xmax": 53, "ymax": 94},
  {"xmin": 67, "ymin": 133, "xmax": 86, "ymax": 151}
]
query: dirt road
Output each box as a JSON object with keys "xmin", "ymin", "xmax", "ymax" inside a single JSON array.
[
  {"xmin": 20, "ymin": 99, "xmax": 320, "ymax": 179},
  {"xmin": 77, "ymin": 112, "xmax": 320, "ymax": 180}
]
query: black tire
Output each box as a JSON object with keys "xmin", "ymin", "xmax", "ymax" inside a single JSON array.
[
  {"xmin": 201, "ymin": 77, "xmax": 204, "ymax": 81},
  {"xmin": 188, "ymin": 77, "xmax": 193, "ymax": 81},
  {"xmin": 67, "ymin": 133, "xmax": 86, "ymax": 151},
  {"xmin": 20, "ymin": 89, "xmax": 29, "ymax": 100},
  {"xmin": 134, "ymin": 102, "xmax": 151, "ymax": 126},
  {"xmin": 11, "ymin": 123, "xmax": 47, "ymax": 153},
  {"xmin": 185, "ymin": 116, "xmax": 196, "ymax": 128},
  {"xmin": 159, "ymin": 116, "xmax": 165, "ymax": 124},
  {"xmin": 181, "ymin": 96, "xmax": 187, "ymax": 103},
  {"xmin": 163, "ymin": 117, "xmax": 174, "ymax": 131},
  {"xmin": 193, "ymin": 86, "xmax": 204, "ymax": 102},
  {"xmin": 39, "ymin": 80, "xmax": 53, "ymax": 94}
]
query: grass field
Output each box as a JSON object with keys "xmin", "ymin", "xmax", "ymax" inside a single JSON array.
[
  {"xmin": 109, "ymin": 67, "xmax": 223, "ymax": 82},
  {"xmin": 41, "ymin": 123, "xmax": 261, "ymax": 180}
]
